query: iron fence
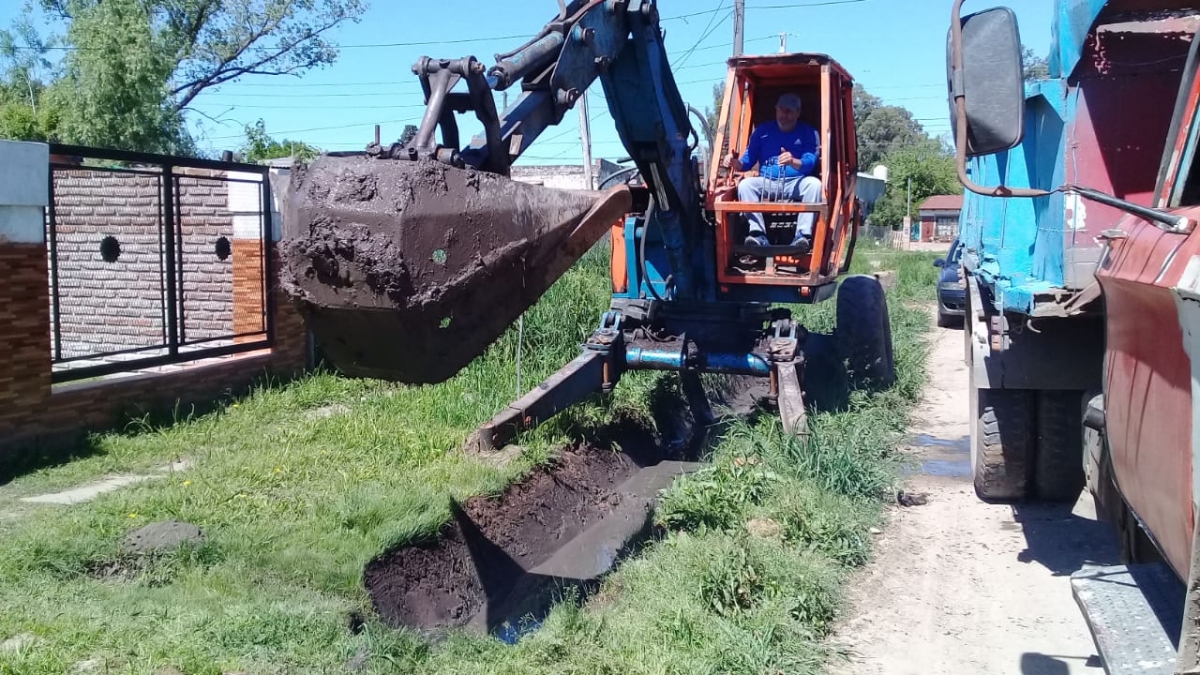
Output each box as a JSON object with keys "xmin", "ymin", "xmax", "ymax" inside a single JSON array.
[{"xmin": 45, "ymin": 144, "xmax": 274, "ymax": 383}]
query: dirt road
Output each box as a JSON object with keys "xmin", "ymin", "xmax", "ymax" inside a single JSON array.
[{"xmin": 828, "ymin": 321, "xmax": 1122, "ymax": 675}]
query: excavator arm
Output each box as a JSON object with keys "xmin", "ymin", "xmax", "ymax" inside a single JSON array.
[{"xmin": 279, "ymin": 0, "xmax": 706, "ymax": 383}]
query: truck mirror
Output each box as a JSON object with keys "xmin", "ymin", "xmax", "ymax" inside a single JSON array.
[{"xmin": 946, "ymin": 6, "xmax": 1024, "ymax": 158}]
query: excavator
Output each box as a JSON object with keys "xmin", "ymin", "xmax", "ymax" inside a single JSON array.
[{"xmin": 278, "ymin": 0, "xmax": 893, "ymax": 447}]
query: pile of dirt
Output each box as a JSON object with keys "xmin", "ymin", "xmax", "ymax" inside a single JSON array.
[
  {"xmin": 279, "ymin": 156, "xmax": 629, "ymax": 384},
  {"xmin": 362, "ymin": 446, "xmax": 641, "ymax": 631}
]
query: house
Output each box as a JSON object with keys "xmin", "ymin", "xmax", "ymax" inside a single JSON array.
[{"xmin": 917, "ymin": 194, "xmax": 964, "ymax": 242}]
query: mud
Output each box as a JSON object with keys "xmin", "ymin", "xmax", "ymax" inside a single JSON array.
[
  {"xmin": 362, "ymin": 444, "xmax": 644, "ymax": 632},
  {"xmin": 280, "ymin": 157, "xmax": 628, "ymax": 384}
]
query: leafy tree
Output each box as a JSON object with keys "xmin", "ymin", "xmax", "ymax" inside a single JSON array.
[
  {"xmin": 0, "ymin": 0, "xmax": 365, "ymax": 153},
  {"xmin": 853, "ymin": 84, "xmax": 926, "ymax": 171},
  {"xmin": 398, "ymin": 123, "xmax": 418, "ymax": 147},
  {"xmin": 239, "ymin": 119, "xmax": 320, "ymax": 163},
  {"xmin": 1023, "ymin": 46, "xmax": 1050, "ymax": 82},
  {"xmin": 706, "ymin": 81, "xmax": 725, "ymax": 140},
  {"xmin": 0, "ymin": 13, "xmax": 59, "ymax": 141},
  {"xmin": 868, "ymin": 137, "xmax": 959, "ymax": 227}
]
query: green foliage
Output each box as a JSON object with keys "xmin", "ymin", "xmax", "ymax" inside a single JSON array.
[
  {"xmin": 239, "ymin": 119, "xmax": 320, "ymax": 163},
  {"xmin": 0, "ymin": 0, "xmax": 365, "ymax": 152},
  {"xmin": 657, "ymin": 453, "xmax": 779, "ymax": 533},
  {"xmin": 1023, "ymin": 46, "xmax": 1050, "ymax": 82},
  {"xmin": 869, "ymin": 138, "xmax": 960, "ymax": 227},
  {"xmin": 52, "ymin": 0, "xmax": 189, "ymax": 153},
  {"xmin": 854, "ymin": 84, "xmax": 929, "ymax": 171}
]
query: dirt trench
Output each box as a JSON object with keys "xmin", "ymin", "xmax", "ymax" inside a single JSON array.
[{"xmin": 361, "ymin": 410, "xmax": 717, "ymax": 638}]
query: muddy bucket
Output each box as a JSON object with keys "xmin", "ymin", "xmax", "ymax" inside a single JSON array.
[{"xmin": 279, "ymin": 156, "xmax": 632, "ymax": 384}]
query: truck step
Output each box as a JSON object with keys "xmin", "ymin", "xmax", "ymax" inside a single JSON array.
[{"xmin": 1071, "ymin": 564, "xmax": 1184, "ymax": 674}]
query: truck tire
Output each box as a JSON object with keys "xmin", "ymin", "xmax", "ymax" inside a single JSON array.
[
  {"xmin": 974, "ymin": 388, "xmax": 1035, "ymax": 502},
  {"xmin": 1034, "ymin": 390, "xmax": 1086, "ymax": 502},
  {"xmin": 836, "ymin": 275, "xmax": 895, "ymax": 390}
]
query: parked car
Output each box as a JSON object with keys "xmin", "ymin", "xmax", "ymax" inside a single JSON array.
[{"xmin": 934, "ymin": 239, "xmax": 965, "ymax": 327}]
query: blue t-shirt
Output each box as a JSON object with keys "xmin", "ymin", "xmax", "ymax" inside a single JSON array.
[{"xmin": 738, "ymin": 120, "xmax": 820, "ymax": 179}]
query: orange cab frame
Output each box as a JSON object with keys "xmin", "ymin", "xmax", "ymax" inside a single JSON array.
[{"xmin": 706, "ymin": 53, "xmax": 860, "ymax": 296}]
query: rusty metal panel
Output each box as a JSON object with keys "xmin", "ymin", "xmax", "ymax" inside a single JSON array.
[{"xmin": 1098, "ymin": 210, "xmax": 1200, "ymax": 580}]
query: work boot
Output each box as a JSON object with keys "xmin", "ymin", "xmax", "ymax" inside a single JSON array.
[
  {"xmin": 790, "ymin": 234, "xmax": 811, "ymax": 254},
  {"xmin": 744, "ymin": 233, "xmax": 769, "ymax": 247}
]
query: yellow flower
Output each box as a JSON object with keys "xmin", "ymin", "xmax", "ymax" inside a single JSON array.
[
  {"xmin": 128, "ymin": 513, "xmax": 138, "ymax": 519},
  {"xmin": 183, "ymin": 480, "xmax": 192, "ymax": 487},
  {"xmin": 232, "ymin": 403, "xmax": 240, "ymax": 409},
  {"xmin": 274, "ymin": 467, "xmax": 283, "ymax": 474}
]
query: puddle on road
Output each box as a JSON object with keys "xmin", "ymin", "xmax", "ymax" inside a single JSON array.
[{"xmin": 905, "ymin": 434, "xmax": 971, "ymax": 477}]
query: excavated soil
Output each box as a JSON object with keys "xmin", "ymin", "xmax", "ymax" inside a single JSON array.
[
  {"xmin": 363, "ymin": 444, "xmax": 646, "ymax": 632},
  {"xmin": 280, "ymin": 157, "xmax": 617, "ymax": 384}
]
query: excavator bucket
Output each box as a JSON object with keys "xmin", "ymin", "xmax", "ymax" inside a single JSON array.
[{"xmin": 279, "ymin": 156, "xmax": 632, "ymax": 384}]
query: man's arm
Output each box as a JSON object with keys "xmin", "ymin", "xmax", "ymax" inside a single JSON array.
[
  {"xmin": 797, "ymin": 125, "xmax": 819, "ymax": 175},
  {"xmin": 739, "ymin": 126, "xmax": 762, "ymax": 171}
]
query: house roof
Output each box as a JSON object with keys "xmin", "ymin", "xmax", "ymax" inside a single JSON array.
[{"xmin": 918, "ymin": 195, "xmax": 964, "ymax": 212}]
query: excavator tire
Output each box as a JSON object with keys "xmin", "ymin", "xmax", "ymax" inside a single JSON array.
[{"xmin": 835, "ymin": 275, "xmax": 895, "ymax": 391}]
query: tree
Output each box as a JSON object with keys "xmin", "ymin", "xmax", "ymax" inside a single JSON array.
[
  {"xmin": 239, "ymin": 119, "xmax": 319, "ymax": 163},
  {"xmin": 868, "ymin": 138, "xmax": 959, "ymax": 228},
  {"xmin": 854, "ymin": 84, "xmax": 927, "ymax": 171},
  {"xmin": 398, "ymin": 123, "xmax": 418, "ymax": 147},
  {"xmin": 0, "ymin": 0, "xmax": 365, "ymax": 153},
  {"xmin": 1023, "ymin": 46, "xmax": 1050, "ymax": 82},
  {"xmin": 0, "ymin": 13, "xmax": 60, "ymax": 141},
  {"xmin": 706, "ymin": 81, "xmax": 725, "ymax": 140}
]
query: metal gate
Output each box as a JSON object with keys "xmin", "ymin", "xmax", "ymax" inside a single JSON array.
[{"xmin": 45, "ymin": 144, "xmax": 273, "ymax": 383}]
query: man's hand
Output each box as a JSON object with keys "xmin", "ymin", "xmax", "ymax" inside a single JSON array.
[
  {"xmin": 778, "ymin": 147, "xmax": 795, "ymax": 168},
  {"xmin": 722, "ymin": 150, "xmax": 740, "ymax": 170}
]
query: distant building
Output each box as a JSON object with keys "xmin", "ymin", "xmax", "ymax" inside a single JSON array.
[
  {"xmin": 510, "ymin": 159, "xmax": 628, "ymax": 190},
  {"xmin": 917, "ymin": 195, "xmax": 963, "ymax": 242}
]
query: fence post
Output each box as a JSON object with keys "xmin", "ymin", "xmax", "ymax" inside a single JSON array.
[{"xmin": 0, "ymin": 140, "xmax": 52, "ymax": 440}]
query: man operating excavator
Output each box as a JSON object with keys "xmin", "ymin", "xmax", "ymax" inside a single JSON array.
[{"xmin": 723, "ymin": 92, "xmax": 822, "ymax": 253}]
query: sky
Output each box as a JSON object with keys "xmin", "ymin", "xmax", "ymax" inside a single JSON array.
[{"xmin": 2, "ymin": 0, "xmax": 1057, "ymax": 166}]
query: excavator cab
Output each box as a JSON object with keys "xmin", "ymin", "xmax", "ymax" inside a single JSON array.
[{"xmin": 706, "ymin": 54, "xmax": 859, "ymax": 303}]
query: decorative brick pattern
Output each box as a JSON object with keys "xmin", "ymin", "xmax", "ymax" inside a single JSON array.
[
  {"xmin": 232, "ymin": 239, "xmax": 266, "ymax": 341},
  {"xmin": 0, "ymin": 244, "xmax": 52, "ymax": 432}
]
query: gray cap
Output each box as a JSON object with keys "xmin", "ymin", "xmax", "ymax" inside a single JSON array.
[{"xmin": 776, "ymin": 93, "xmax": 801, "ymax": 111}]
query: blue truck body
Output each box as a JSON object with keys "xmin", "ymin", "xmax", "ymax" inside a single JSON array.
[{"xmin": 960, "ymin": 0, "xmax": 1106, "ymax": 316}]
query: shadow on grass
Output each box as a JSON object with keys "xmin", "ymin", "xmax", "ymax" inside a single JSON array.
[{"xmin": 0, "ymin": 367, "xmax": 312, "ymax": 486}]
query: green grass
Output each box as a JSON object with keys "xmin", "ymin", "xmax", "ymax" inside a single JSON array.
[{"xmin": 0, "ymin": 240, "xmax": 942, "ymax": 675}]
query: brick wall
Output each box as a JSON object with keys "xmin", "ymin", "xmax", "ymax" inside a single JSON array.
[
  {"xmin": 50, "ymin": 168, "xmax": 239, "ymax": 360},
  {"xmin": 0, "ymin": 244, "xmax": 53, "ymax": 436},
  {"xmin": 1, "ymin": 244, "xmax": 308, "ymax": 459},
  {"xmin": 0, "ymin": 142, "xmax": 308, "ymax": 464}
]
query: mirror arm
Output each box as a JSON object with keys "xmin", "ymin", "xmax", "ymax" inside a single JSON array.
[{"xmin": 950, "ymin": 0, "xmax": 1051, "ymax": 199}]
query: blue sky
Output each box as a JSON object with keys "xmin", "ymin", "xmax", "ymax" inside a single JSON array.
[{"xmin": 3, "ymin": 0, "xmax": 1055, "ymax": 165}]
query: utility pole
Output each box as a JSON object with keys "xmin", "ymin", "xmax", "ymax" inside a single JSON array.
[
  {"xmin": 733, "ymin": 0, "xmax": 745, "ymax": 56},
  {"xmin": 578, "ymin": 91, "xmax": 595, "ymax": 190},
  {"xmin": 779, "ymin": 32, "xmax": 787, "ymax": 54}
]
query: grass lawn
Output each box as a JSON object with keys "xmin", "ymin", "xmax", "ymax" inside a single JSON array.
[{"xmin": 0, "ymin": 242, "xmax": 940, "ymax": 675}]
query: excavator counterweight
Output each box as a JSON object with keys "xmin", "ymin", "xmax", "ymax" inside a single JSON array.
[{"xmin": 280, "ymin": 155, "xmax": 630, "ymax": 384}]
